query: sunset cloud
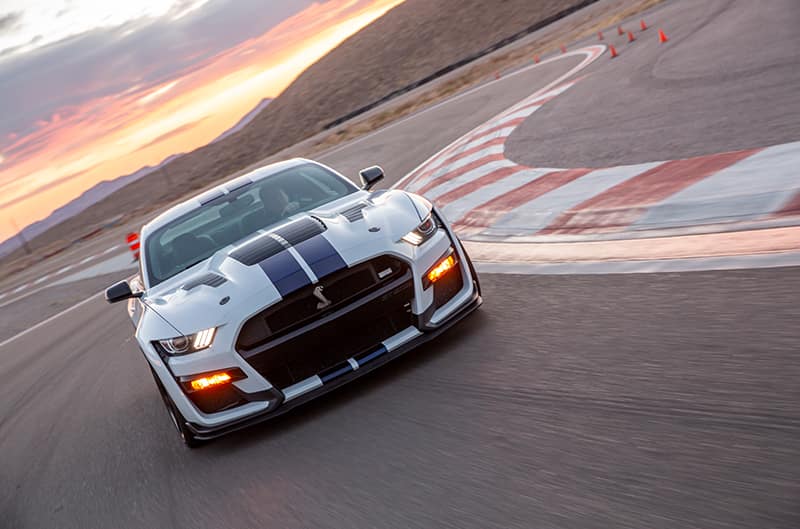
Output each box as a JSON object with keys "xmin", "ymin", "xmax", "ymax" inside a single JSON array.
[
  {"xmin": 138, "ymin": 81, "xmax": 180, "ymax": 106},
  {"xmin": 0, "ymin": 0, "xmax": 211, "ymax": 56},
  {"xmin": 0, "ymin": 0, "xmax": 406, "ymax": 243}
]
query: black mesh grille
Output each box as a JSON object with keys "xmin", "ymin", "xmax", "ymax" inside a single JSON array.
[
  {"xmin": 244, "ymin": 275, "xmax": 414, "ymax": 388},
  {"xmin": 237, "ymin": 255, "xmax": 408, "ymax": 352},
  {"xmin": 229, "ymin": 233, "xmax": 285, "ymax": 266}
]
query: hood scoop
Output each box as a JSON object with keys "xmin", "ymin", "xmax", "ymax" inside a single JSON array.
[
  {"xmin": 273, "ymin": 216, "xmax": 326, "ymax": 245},
  {"xmin": 230, "ymin": 216, "xmax": 327, "ymax": 266},
  {"xmin": 339, "ymin": 202, "xmax": 368, "ymax": 222},
  {"xmin": 230, "ymin": 233, "xmax": 285, "ymax": 266},
  {"xmin": 181, "ymin": 272, "xmax": 227, "ymax": 291}
]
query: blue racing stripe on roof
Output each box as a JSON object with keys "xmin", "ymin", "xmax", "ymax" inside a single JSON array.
[
  {"xmin": 294, "ymin": 234, "xmax": 347, "ymax": 279},
  {"xmin": 258, "ymin": 250, "xmax": 310, "ymax": 297}
]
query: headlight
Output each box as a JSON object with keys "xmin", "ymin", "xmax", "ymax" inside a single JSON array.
[
  {"xmin": 157, "ymin": 327, "xmax": 217, "ymax": 355},
  {"xmin": 401, "ymin": 214, "xmax": 438, "ymax": 245}
]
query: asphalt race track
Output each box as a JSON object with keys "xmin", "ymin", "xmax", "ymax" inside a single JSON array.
[
  {"xmin": 504, "ymin": 0, "xmax": 800, "ymax": 168},
  {"xmin": 1, "ymin": 1, "xmax": 799, "ymax": 528}
]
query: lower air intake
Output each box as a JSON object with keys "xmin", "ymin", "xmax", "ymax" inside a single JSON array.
[{"xmin": 242, "ymin": 273, "xmax": 414, "ymax": 389}]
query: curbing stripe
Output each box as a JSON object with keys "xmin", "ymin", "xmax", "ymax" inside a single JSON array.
[{"xmin": 474, "ymin": 251, "xmax": 800, "ymax": 276}]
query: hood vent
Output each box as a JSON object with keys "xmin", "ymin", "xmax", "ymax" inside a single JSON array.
[
  {"xmin": 230, "ymin": 233, "xmax": 285, "ymax": 266},
  {"xmin": 230, "ymin": 216, "xmax": 327, "ymax": 266},
  {"xmin": 273, "ymin": 216, "xmax": 326, "ymax": 246},
  {"xmin": 339, "ymin": 202, "xmax": 368, "ymax": 222},
  {"xmin": 182, "ymin": 272, "xmax": 227, "ymax": 290}
]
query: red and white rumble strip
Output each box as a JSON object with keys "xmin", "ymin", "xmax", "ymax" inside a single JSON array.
[
  {"xmin": 397, "ymin": 47, "xmax": 800, "ymax": 242},
  {"xmin": 4, "ymin": 46, "xmax": 800, "ymax": 302}
]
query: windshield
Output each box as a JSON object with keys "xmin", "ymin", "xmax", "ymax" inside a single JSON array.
[{"xmin": 144, "ymin": 163, "xmax": 357, "ymax": 287}]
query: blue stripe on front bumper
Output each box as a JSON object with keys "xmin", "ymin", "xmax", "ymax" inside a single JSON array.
[
  {"xmin": 355, "ymin": 345, "xmax": 388, "ymax": 366},
  {"xmin": 319, "ymin": 363, "xmax": 353, "ymax": 383},
  {"xmin": 317, "ymin": 344, "xmax": 389, "ymax": 384}
]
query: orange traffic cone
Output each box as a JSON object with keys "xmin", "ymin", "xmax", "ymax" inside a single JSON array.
[
  {"xmin": 560, "ymin": 44, "xmax": 567, "ymax": 54},
  {"xmin": 598, "ymin": 30, "xmax": 604, "ymax": 41},
  {"xmin": 494, "ymin": 71, "xmax": 501, "ymax": 80},
  {"xmin": 640, "ymin": 19, "xmax": 648, "ymax": 31},
  {"xmin": 658, "ymin": 28, "xmax": 669, "ymax": 43},
  {"xmin": 609, "ymin": 44, "xmax": 618, "ymax": 58},
  {"xmin": 627, "ymin": 30, "xmax": 636, "ymax": 42},
  {"xmin": 617, "ymin": 25, "xmax": 624, "ymax": 36},
  {"xmin": 534, "ymin": 54, "xmax": 540, "ymax": 64},
  {"xmin": 126, "ymin": 233, "xmax": 141, "ymax": 261}
]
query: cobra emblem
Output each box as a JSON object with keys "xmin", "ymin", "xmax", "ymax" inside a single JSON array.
[{"xmin": 313, "ymin": 285, "xmax": 332, "ymax": 310}]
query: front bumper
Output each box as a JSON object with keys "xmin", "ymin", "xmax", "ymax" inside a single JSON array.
[
  {"xmin": 148, "ymin": 209, "xmax": 480, "ymax": 439},
  {"xmin": 185, "ymin": 281, "xmax": 481, "ymax": 441}
]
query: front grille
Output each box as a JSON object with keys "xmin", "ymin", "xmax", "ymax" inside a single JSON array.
[
  {"xmin": 243, "ymin": 273, "xmax": 414, "ymax": 388},
  {"xmin": 237, "ymin": 255, "xmax": 409, "ymax": 352}
]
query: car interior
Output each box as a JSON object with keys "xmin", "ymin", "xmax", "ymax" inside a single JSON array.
[{"xmin": 144, "ymin": 163, "xmax": 357, "ymax": 286}]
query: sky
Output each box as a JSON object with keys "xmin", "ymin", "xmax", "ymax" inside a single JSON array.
[{"xmin": 0, "ymin": 0, "xmax": 405, "ymax": 244}]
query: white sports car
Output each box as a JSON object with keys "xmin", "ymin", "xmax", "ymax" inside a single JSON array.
[{"xmin": 106, "ymin": 159, "xmax": 481, "ymax": 446}]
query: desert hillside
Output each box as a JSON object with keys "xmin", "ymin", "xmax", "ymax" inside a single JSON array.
[{"xmin": 9, "ymin": 0, "xmax": 588, "ymax": 261}]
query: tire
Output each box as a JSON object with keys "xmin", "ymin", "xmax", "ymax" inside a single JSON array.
[{"xmin": 150, "ymin": 367, "xmax": 202, "ymax": 448}]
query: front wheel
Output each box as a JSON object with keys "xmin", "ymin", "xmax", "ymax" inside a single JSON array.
[{"xmin": 150, "ymin": 367, "xmax": 202, "ymax": 448}]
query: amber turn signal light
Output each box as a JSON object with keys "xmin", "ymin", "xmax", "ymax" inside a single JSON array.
[
  {"xmin": 190, "ymin": 372, "xmax": 233, "ymax": 391},
  {"xmin": 426, "ymin": 254, "xmax": 456, "ymax": 286}
]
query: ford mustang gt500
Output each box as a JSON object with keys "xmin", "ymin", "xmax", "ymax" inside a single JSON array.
[{"xmin": 105, "ymin": 159, "xmax": 481, "ymax": 446}]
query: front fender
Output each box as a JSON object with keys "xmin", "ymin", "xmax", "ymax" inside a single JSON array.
[
  {"xmin": 405, "ymin": 192, "xmax": 433, "ymax": 221},
  {"xmin": 367, "ymin": 190, "xmax": 428, "ymax": 242}
]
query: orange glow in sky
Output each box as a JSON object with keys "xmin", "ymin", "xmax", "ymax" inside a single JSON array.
[{"xmin": 0, "ymin": 0, "xmax": 405, "ymax": 244}]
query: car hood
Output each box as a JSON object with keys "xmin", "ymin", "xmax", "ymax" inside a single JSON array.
[{"xmin": 142, "ymin": 190, "xmax": 425, "ymax": 336}]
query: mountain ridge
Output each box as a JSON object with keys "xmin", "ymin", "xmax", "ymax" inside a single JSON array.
[
  {"xmin": 1, "ymin": 0, "xmax": 587, "ymax": 263},
  {"xmin": 0, "ymin": 98, "xmax": 273, "ymax": 257}
]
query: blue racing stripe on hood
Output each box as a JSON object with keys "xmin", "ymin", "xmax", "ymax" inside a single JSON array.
[
  {"xmin": 258, "ymin": 250, "xmax": 310, "ymax": 297},
  {"xmin": 294, "ymin": 234, "xmax": 347, "ymax": 279}
]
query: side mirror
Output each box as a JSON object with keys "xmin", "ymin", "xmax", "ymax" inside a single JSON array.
[
  {"xmin": 105, "ymin": 280, "xmax": 142, "ymax": 304},
  {"xmin": 359, "ymin": 165, "xmax": 384, "ymax": 191}
]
